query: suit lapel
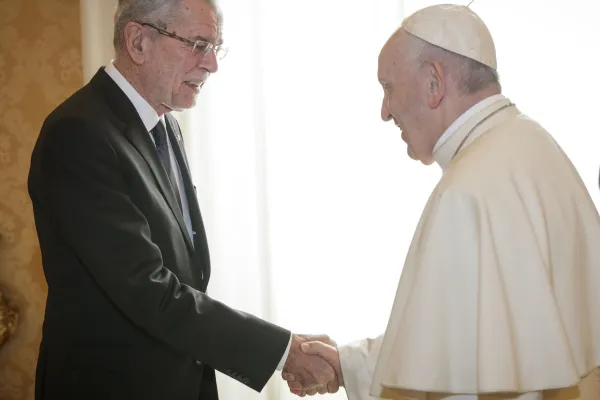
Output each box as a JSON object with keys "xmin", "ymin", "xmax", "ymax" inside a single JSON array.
[
  {"xmin": 89, "ymin": 70, "xmax": 194, "ymax": 252},
  {"xmin": 123, "ymin": 123, "xmax": 195, "ymax": 252},
  {"xmin": 164, "ymin": 116, "xmax": 211, "ymax": 280},
  {"xmin": 89, "ymin": 68, "xmax": 202, "ymax": 264}
]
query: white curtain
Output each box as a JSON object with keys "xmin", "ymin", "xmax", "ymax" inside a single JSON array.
[
  {"xmin": 179, "ymin": 1, "xmax": 415, "ymax": 399},
  {"xmin": 182, "ymin": 1, "xmax": 600, "ymax": 399},
  {"xmin": 80, "ymin": 1, "xmax": 600, "ymax": 400}
]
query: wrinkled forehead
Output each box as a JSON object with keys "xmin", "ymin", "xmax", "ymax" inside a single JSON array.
[{"xmin": 174, "ymin": 0, "xmax": 223, "ymax": 43}]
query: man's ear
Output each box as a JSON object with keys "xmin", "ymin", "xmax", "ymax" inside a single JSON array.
[
  {"xmin": 427, "ymin": 61, "xmax": 445, "ymax": 108},
  {"xmin": 123, "ymin": 22, "xmax": 148, "ymax": 65}
]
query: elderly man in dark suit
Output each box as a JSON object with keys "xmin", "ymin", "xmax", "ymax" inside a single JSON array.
[{"xmin": 27, "ymin": 0, "xmax": 336, "ymax": 399}]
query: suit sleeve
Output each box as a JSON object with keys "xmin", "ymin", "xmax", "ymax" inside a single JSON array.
[
  {"xmin": 37, "ymin": 118, "xmax": 289, "ymax": 392},
  {"xmin": 338, "ymin": 335, "xmax": 384, "ymax": 400}
]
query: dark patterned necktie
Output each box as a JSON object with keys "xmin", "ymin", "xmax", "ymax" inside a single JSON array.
[{"xmin": 151, "ymin": 121, "xmax": 182, "ymax": 211}]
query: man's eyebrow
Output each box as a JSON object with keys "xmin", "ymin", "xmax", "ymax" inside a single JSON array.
[
  {"xmin": 190, "ymin": 34, "xmax": 223, "ymax": 46},
  {"xmin": 190, "ymin": 34, "xmax": 211, "ymax": 42}
]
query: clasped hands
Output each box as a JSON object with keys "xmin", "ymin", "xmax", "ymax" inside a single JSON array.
[{"xmin": 281, "ymin": 334, "xmax": 344, "ymax": 397}]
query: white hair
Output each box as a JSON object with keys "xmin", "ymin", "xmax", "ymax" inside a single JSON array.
[{"xmin": 406, "ymin": 31, "xmax": 501, "ymax": 94}]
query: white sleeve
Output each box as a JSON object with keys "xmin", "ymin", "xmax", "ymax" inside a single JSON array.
[
  {"xmin": 338, "ymin": 335, "xmax": 384, "ymax": 400},
  {"xmin": 276, "ymin": 333, "xmax": 293, "ymax": 371}
]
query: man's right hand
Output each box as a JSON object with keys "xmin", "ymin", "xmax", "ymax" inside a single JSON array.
[
  {"xmin": 282, "ymin": 334, "xmax": 338, "ymax": 393},
  {"xmin": 282, "ymin": 336, "xmax": 343, "ymax": 396}
]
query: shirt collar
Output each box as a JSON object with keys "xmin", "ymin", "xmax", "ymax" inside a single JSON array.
[
  {"xmin": 433, "ymin": 94, "xmax": 506, "ymax": 154},
  {"xmin": 104, "ymin": 61, "xmax": 161, "ymax": 132},
  {"xmin": 432, "ymin": 94, "xmax": 513, "ymax": 170}
]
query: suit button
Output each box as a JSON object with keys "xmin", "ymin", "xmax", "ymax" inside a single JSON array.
[{"xmin": 195, "ymin": 360, "xmax": 202, "ymax": 366}]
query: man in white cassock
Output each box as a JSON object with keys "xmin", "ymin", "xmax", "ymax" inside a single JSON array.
[{"xmin": 282, "ymin": 4, "xmax": 600, "ymax": 400}]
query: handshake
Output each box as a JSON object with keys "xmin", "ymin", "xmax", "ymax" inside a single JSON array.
[{"xmin": 281, "ymin": 334, "xmax": 344, "ymax": 397}]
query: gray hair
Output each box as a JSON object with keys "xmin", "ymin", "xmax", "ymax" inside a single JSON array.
[
  {"xmin": 113, "ymin": 0, "xmax": 182, "ymax": 50},
  {"xmin": 113, "ymin": 0, "xmax": 220, "ymax": 50},
  {"xmin": 407, "ymin": 32, "xmax": 501, "ymax": 95}
]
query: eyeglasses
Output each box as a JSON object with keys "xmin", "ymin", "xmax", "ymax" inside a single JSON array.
[{"xmin": 139, "ymin": 22, "xmax": 228, "ymax": 60}]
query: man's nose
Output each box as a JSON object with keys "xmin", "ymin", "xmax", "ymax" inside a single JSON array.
[
  {"xmin": 381, "ymin": 101, "xmax": 392, "ymax": 122},
  {"xmin": 199, "ymin": 50, "xmax": 219, "ymax": 74}
]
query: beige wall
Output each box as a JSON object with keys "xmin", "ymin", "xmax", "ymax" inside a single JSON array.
[
  {"xmin": 80, "ymin": 0, "xmax": 117, "ymax": 83},
  {"xmin": 0, "ymin": 0, "xmax": 82, "ymax": 399}
]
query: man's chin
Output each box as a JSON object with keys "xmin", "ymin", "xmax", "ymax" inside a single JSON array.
[
  {"xmin": 163, "ymin": 99, "xmax": 197, "ymax": 112},
  {"xmin": 407, "ymin": 148, "xmax": 418, "ymax": 161},
  {"xmin": 407, "ymin": 149, "xmax": 434, "ymax": 165}
]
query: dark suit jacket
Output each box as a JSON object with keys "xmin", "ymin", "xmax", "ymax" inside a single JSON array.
[{"xmin": 28, "ymin": 68, "xmax": 290, "ymax": 400}]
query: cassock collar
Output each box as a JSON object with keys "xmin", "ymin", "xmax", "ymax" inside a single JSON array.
[{"xmin": 433, "ymin": 94, "xmax": 512, "ymax": 170}]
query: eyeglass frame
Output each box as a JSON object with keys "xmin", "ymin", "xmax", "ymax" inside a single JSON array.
[{"xmin": 138, "ymin": 22, "xmax": 228, "ymax": 60}]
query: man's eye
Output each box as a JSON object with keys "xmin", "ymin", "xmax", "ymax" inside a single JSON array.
[{"xmin": 194, "ymin": 42, "xmax": 210, "ymax": 52}]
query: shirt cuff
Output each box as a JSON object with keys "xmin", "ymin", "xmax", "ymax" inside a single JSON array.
[{"xmin": 276, "ymin": 333, "xmax": 293, "ymax": 371}]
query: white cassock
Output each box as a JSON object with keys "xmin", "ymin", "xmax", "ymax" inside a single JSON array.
[{"xmin": 338, "ymin": 95, "xmax": 600, "ymax": 400}]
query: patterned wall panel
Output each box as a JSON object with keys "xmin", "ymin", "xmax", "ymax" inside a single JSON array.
[{"xmin": 0, "ymin": 0, "xmax": 82, "ymax": 399}]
